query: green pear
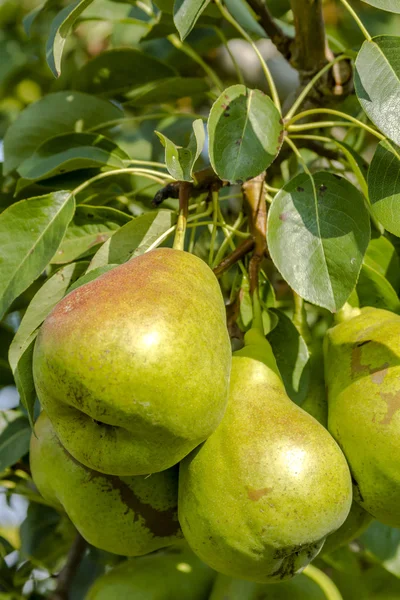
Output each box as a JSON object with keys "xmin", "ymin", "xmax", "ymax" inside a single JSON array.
[
  {"xmin": 30, "ymin": 411, "xmax": 182, "ymax": 556},
  {"xmin": 298, "ymin": 349, "xmax": 373, "ymax": 556},
  {"xmin": 85, "ymin": 544, "xmax": 216, "ymax": 600},
  {"xmin": 208, "ymin": 573, "xmax": 325, "ymax": 599},
  {"xmin": 324, "ymin": 307, "xmax": 400, "ymax": 526},
  {"xmin": 33, "ymin": 248, "xmax": 231, "ymax": 476},
  {"xmin": 179, "ymin": 328, "xmax": 352, "ymax": 583}
]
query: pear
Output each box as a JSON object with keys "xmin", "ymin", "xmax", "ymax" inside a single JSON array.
[
  {"xmin": 209, "ymin": 573, "xmax": 326, "ymax": 600},
  {"xmin": 85, "ymin": 543, "xmax": 216, "ymax": 600},
  {"xmin": 179, "ymin": 329, "xmax": 352, "ymax": 583},
  {"xmin": 30, "ymin": 411, "xmax": 182, "ymax": 556},
  {"xmin": 33, "ymin": 248, "xmax": 231, "ymax": 476},
  {"xmin": 324, "ymin": 307, "xmax": 400, "ymax": 526}
]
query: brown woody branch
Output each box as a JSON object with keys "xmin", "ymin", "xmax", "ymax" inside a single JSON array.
[
  {"xmin": 246, "ymin": 0, "xmax": 292, "ymax": 59},
  {"xmin": 213, "ymin": 237, "xmax": 255, "ymax": 278},
  {"xmin": 51, "ymin": 533, "xmax": 87, "ymax": 600},
  {"xmin": 242, "ymin": 174, "xmax": 267, "ymax": 295}
]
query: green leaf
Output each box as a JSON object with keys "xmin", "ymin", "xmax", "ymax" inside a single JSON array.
[
  {"xmin": 52, "ymin": 206, "xmax": 131, "ymax": 264},
  {"xmin": 357, "ymin": 263, "xmax": 400, "ymax": 312},
  {"xmin": 123, "ymin": 76, "xmax": 209, "ymax": 106},
  {"xmin": 361, "ymin": 522, "xmax": 400, "ymax": 577},
  {"xmin": 73, "ymin": 48, "xmax": 176, "ymax": 96},
  {"xmin": 3, "ymin": 91, "xmax": 123, "ymax": 175},
  {"xmin": 0, "ymin": 192, "xmax": 75, "ymax": 320},
  {"xmin": 267, "ymin": 172, "xmax": 371, "ymax": 312},
  {"xmin": 225, "ymin": 0, "xmax": 267, "ymax": 38},
  {"xmin": 46, "ymin": 0, "xmax": 94, "ymax": 77},
  {"xmin": 364, "ymin": 236, "xmax": 400, "ymax": 291},
  {"xmin": 156, "ymin": 118, "xmax": 205, "ymax": 181},
  {"xmin": 18, "ymin": 132, "xmax": 129, "ymax": 183},
  {"xmin": 267, "ymin": 308, "xmax": 310, "ymax": 405},
  {"xmin": 368, "ymin": 140, "xmax": 400, "ymax": 235},
  {"xmin": 355, "ymin": 36, "xmax": 400, "ymax": 146},
  {"xmin": 89, "ymin": 210, "xmax": 175, "ymax": 270},
  {"xmin": 173, "ymin": 0, "xmax": 211, "ymax": 40},
  {"xmin": 8, "ymin": 262, "xmax": 88, "ymax": 378},
  {"xmin": 0, "ymin": 415, "xmax": 30, "ymax": 471},
  {"xmin": 67, "ymin": 265, "xmax": 119, "ymax": 294},
  {"xmin": 362, "ymin": 0, "xmax": 400, "ymax": 13},
  {"xmin": 12, "ymin": 337, "xmax": 37, "ymax": 425},
  {"xmin": 208, "ymin": 85, "xmax": 283, "ymax": 183}
]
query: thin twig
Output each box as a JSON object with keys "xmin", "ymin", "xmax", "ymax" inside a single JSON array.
[
  {"xmin": 213, "ymin": 237, "xmax": 255, "ymax": 277},
  {"xmin": 51, "ymin": 533, "xmax": 87, "ymax": 600},
  {"xmin": 246, "ymin": 0, "xmax": 292, "ymax": 59}
]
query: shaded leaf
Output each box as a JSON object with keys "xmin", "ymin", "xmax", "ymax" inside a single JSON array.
[
  {"xmin": 89, "ymin": 210, "xmax": 175, "ymax": 269},
  {"xmin": 13, "ymin": 336, "xmax": 37, "ymax": 426},
  {"xmin": 267, "ymin": 172, "xmax": 371, "ymax": 312},
  {"xmin": 368, "ymin": 140, "xmax": 400, "ymax": 235},
  {"xmin": 52, "ymin": 205, "xmax": 131, "ymax": 264},
  {"xmin": 0, "ymin": 192, "xmax": 75, "ymax": 320},
  {"xmin": 362, "ymin": 0, "xmax": 400, "ymax": 12},
  {"xmin": 173, "ymin": 0, "xmax": 211, "ymax": 40},
  {"xmin": 364, "ymin": 236, "xmax": 400, "ymax": 291},
  {"xmin": 267, "ymin": 308, "xmax": 310, "ymax": 405},
  {"xmin": 357, "ymin": 263, "xmax": 400, "ymax": 311},
  {"xmin": 46, "ymin": 0, "xmax": 94, "ymax": 77},
  {"xmin": 156, "ymin": 119, "xmax": 205, "ymax": 181},
  {"xmin": 73, "ymin": 48, "xmax": 176, "ymax": 96},
  {"xmin": 18, "ymin": 132, "xmax": 129, "ymax": 183},
  {"xmin": 124, "ymin": 76, "xmax": 209, "ymax": 106},
  {"xmin": 361, "ymin": 521, "xmax": 400, "ymax": 578},
  {"xmin": 8, "ymin": 262, "xmax": 88, "ymax": 377},
  {"xmin": 0, "ymin": 415, "xmax": 30, "ymax": 471},
  {"xmin": 3, "ymin": 91, "xmax": 123, "ymax": 175},
  {"xmin": 355, "ymin": 36, "xmax": 400, "ymax": 146},
  {"xmin": 208, "ymin": 85, "xmax": 283, "ymax": 183}
]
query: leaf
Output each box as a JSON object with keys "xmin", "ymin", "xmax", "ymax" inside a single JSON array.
[
  {"xmin": 362, "ymin": 0, "xmax": 400, "ymax": 13},
  {"xmin": 89, "ymin": 210, "xmax": 175, "ymax": 270},
  {"xmin": 267, "ymin": 172, "xmax": 371, "ymax": 312},
  {"xmin": 357, "ymin": 263, "xmax": 400, "ymax": 311},
  {"xmin": 12, "ymin": 336, "xmax": 37, "ymax": 426},
  {"xmin": 355, "ymin": 36, "xmax": 400, "ymax": 146},
  {"xmin": 73, "ymin": 48, "xmax": 176, "ymax": 96},
  {"xmin": 123, "ymin": 76, "xmax": 209, "ymax": 106},
  {"xmin": 52, "ymin": 206, "xmax": 131, "ymax": 264},
  {"xmin": 156, "ymin": 119, "xmax": 205, "ymax": 181},
  {"xmin": 368, "ymin": 140, "xmax": 400, "ymax": 235},
  {"xmin": 0, "ymin": 192, "xmax": 75, "ymax": 320},
  {"xmin": 17, "ymin": 132, "xmax": 129, "ymax": 184},
  {"xmin": 67, "ymin": 265, "xmax": 119, "ymax": 294},
  {"xmin": 46, "ymin": 0, "xmax": 95, "ymax": 77},
  {"xmin": 361, "ymin": 521, "xmax": 400, "ymax": 578},
  {"xmin": 3, "ymin": 91, "xmax": 123, "ymax": 175},
  {"xmin": 0, "ymin": 415, "xmax": 30, "ymax": 471},
  {"xmin": 267, "ymin": 309, "xmax": 310, "ymax": 405},
  {"xmin": 8, "ymin": 262, "xmax": 88, "ymax": 376},
  {"xmin": 173, "ymin": 0, "xmax": 211, "ymax": 40},
  {"xmin": 208, "ymin": 85, "xmax": 283, "ymax": 183},
  {"xmin": 225, "ymin": 0, "xmax": 267, "ymax": 38},
  {"xmin": 364, "ymin": 236, "xmax": 400, "ymax": 291}
]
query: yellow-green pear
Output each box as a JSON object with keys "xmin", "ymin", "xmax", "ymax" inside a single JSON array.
[
  {"xmin": 324, "ymin": 307, "xmax": 400, "ymax": 526},
  {"xmin": 208, "ymin": 572, "xmax": 326, "ymax": 599},
  {"xmin": 30, "ymin": 412, "xmax": 182, "ymax": 556},
  {"xmin": 33, "ymin": 248, "xmax": 231, "ymax": 476},
  {"xmin": 179, "ymin": 328, "xmax": 352, "ymax": 583},
  {"xmin": 85, "ymin": 544, "xmax": 216, "ymax": 600}
]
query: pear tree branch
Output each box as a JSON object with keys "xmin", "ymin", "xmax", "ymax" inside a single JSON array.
[
  {"xmin": 51, "ymin": 533, "xmax": 87, "ymax": 600},
  {"xmin": 242, "ymin": 174, "xmax": 267, "ymax": 296},
  {"xmin": 245, "ymin": 0, "xmax": 292, "ymax": 59},
  {"xmin": 213, "ymin": 237, "xmax": 255, "ymax": 278}
]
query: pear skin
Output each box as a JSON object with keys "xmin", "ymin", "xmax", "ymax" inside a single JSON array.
[
  {"xmin": 179, "ymin": 334, "xmax": 352, "ymax": 583},
  {"xmin": 208, "ymin": 573, "xmax": 326, "ymax": 600},
  {"xmin": 324, "ymin": 307, "xmax": 400, "ymax": 526},
  {"xmin": 30, "ymin": 412, "xmax": 182, "ymax": 556},
  {"xmin": 33, "ymin": 248, "xmax": 231, "ymax": 475},
  {"xmin": 85, "ymin": 544, "xmax": 216, "ymax": 600}
]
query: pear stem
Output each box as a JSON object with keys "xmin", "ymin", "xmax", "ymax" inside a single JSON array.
[
  {"xmin": 303, "ymin": 564, "xmax": 343, "ymax": 600},
  {"xmin": 173, "ymin": 182, "xmax": 192, "ymax": 251}
]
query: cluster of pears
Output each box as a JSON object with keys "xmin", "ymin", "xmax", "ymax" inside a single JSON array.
[{"xmin": 31, "ymin": 247, "xmax": 400, "ymax": 591}]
